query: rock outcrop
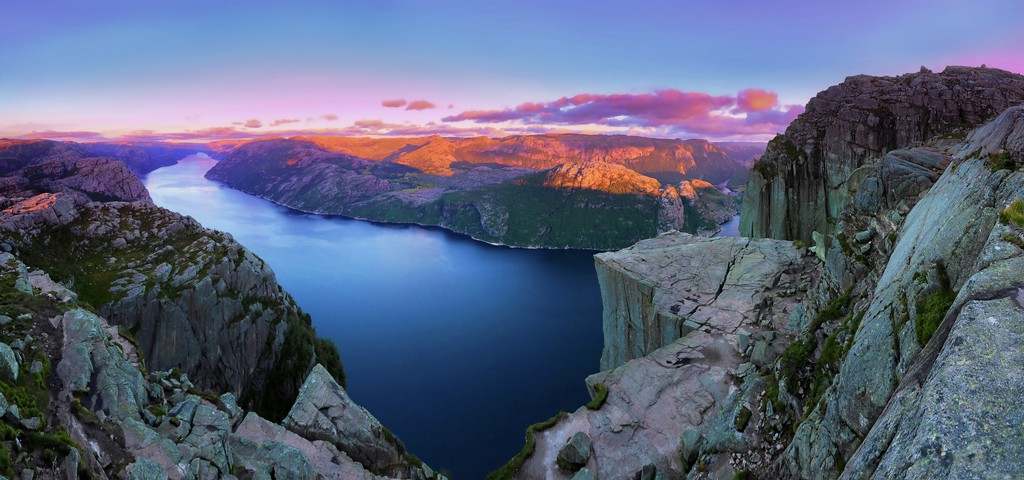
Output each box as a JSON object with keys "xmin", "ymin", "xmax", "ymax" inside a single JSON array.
[
  {"xmin": 496, "ymin": 72, "xmax": 1024, "ymax": 480},
  {"xmin": 510, "ymin": 233, "xmax": 815, "ymax": 479},
  {"xmin": 1, "ymin": 206, "xmax": 438, "ymax": 480},
  {"xmin": 596, "ymin": 232, "xmax": 813, "ymax": 370},
  {"xmin": 207, "ymin": 139, "xmax": 743, "ymax": 249},
  {"xmin": 740, "ymin": 66, "xmax": 1024, "ymax": 243}
]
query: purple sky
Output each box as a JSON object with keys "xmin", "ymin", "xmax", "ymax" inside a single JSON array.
[{"xmin": 2, "ymin": 0, "xmax": 1022, "ymax": 142}]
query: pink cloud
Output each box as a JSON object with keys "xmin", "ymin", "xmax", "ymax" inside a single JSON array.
[
  {"xmin": 322, "ymin": 114, "xmax": 339, "ymax": 121},
  {"xmin": 21, "ymin": 130, "xmax": 109, "ymax": 141},
  {"xmin": 443, "ymin": 88, "xmax": 803, "ymax": 138},
  {"xmin": 735, "ymin": 89, "xmax": 779, "ymax": 112},
  {"xmin": 243, "ymin": 119, "xmax": 262, "ymax": 128},
  {"xmin": 406, "ymin": 100, "xmax": 437, "ymax": 111},
  {"xmin": 271, "ymin": 118, "xmax": 301, "ymax": 126},
  {"xmin": 382, "ymin": 99, "xmax": 407, "ymax": 108}
]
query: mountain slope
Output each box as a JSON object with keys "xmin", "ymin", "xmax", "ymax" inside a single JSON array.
[{"xmin": 206, "ymin": 137, "xmax": 740, "ymax": 249}]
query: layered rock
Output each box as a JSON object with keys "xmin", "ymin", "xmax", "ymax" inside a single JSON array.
[
  {"xmin": 740, "ymin": 66, "xmax": 1024, "ymax": 242},
  {"xmin": 596, "ymin": 232, "xmax": 813, "ymax": 370},
  {"xmin": 774, "ymin": 105, "xmax": 1024, "ymax": 479},
  {"xmin": 511, "ymin": 233, "xmax": 814, "ymax": 479}
]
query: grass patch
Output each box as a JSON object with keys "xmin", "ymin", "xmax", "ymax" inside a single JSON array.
[
  {"xmin": 1001, "ymin": 233, "xmax": 1024, "ymax": 251},
  {"xmin": 915, "ymin": 264, "xmax": 956, "ymax": 346},
  {"xmin": 988, "ymin": 151, "xmax": 1016, "ymax": 171},
  {"xmin": 1000, "ymin": 199, "xmax": 1024, "ymax": 228},
  {"xmin": 586, "ymin": 383, "xmax": 608, "ymax": 410},
  {"xmin": 486, "ymin": 411, "xmax": 568, "ymax": 480},
  {"xmin": 734, "ymin": 406, "xmax": 752, "ymax": 431}
]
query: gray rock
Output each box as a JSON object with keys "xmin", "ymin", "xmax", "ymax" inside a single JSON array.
[
  {"xmin": 19, "ymin": 417, "xmax": 41, "ymax": 430},
  {"xmin": 283, "ymin": 364, "xmax": 416, "ymax": 477},
  {"xmin": 14, "ymin": 314, "xmax": 29, "ymax": 321},
  {"xmin": 0, "ymin": 392, "xmax": 7, "ymax": 418},
  {"xmin": 596, "ymin": 232, "xmax": 810, "ymax": 369},
  {"xmin": 5, "ymin": 404, "xmax": 19, "ymax": 422},
  {"xmin": 855, "ymin": 229, "xmax": 874, "ymax": 243},
  {"xmin": 571, "ymin": 468, "xmax": 595, "ymax": 480},
  {"xmin": 19, "ymin": 469, "xmax": 33, "ymax": 480},
  {"xmin": 56, "ymin": 309, "xmax": 148, "ymax": 421},
  {"xmin": 0, "ymin": 315, "xmax": 11, "ymax": 325},
  {"xmin": 0, "ymin": 343, "xmax": 18, "ymax": 382},
  {"xmin": 29, "ymin": 361, "xmax": 42, "ymax": 375},
  {"xmin": 557, "ymin": 431, "xmax": 592, "ymax": 472},
  {"xmin": 749, "ymin": 340, "xmax": 775, "ymax": 367},
  {"xmin": 740, "ymin": 66, "xmax": 1024, "ymax": 242},
  {"xmin": 219, "ymin": 392, "xmax": 241, "ymax": 419},
  {"xmin": 124, "ymin": 458, "xmax": 168, "ymax": 480}
]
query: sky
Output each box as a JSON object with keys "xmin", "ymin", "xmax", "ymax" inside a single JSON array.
[{"xmin": 1, "ymin": 0, "xmax": 1022, "ymax": 143}]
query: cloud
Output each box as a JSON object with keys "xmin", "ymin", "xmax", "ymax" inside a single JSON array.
[
  {"xmin": 21, "ymin": 130, "xmax": 109, "ymax": 141},
  {"xmin": 442, "ymin": 88, "xmax": 803, "ymax": 138},
  {"xmin": 405, "ymin": 100, "xmax": 437, "ymax": 111},
  {"xmin": 735, "ymin": 89, "xmax": 779, "ymax": 112},
  {"xmin": 322, "ymin": 114, "xmax": 339, "ymax": 121},
  {"xmin": 270, "ymin": 118, "xmax": 301, "ymax": 126},
  {"xmin": 243, "ymin": 119, "xmax": 262, "ymax": 128},
  {"xmin": 382, "ymin": 99, "xmax": 407, "ymax": 108}
]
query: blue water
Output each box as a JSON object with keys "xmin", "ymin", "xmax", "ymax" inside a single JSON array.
[
  {"xmin": 144, "ymin": 154, "xmax": 605, "ymax": 479},
  {"xmin": 714, "ymin": 214, "xmax": 741, "ymax": 237}
]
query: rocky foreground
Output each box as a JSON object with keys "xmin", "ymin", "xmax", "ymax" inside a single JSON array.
[
  {"xmin": 205, "ymin": 135, "xmax": 750, "ymax": 249},
  {"xmin": 490, "ymin": 67, "xmax": 1024, "ymax": 479},
  {"xmin": 0, "ymin": 149, "xmax": 439, "ymax": 478}
]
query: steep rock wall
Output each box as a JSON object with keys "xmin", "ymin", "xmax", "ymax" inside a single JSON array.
[{"xmin": 740, "ymin": 66, "xmax": 1024, "ymax": 243}]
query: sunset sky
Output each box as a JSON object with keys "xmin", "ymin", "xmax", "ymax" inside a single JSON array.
[{"xmin": 2, "ymin": 0, "xmax": 1022, "ymax": 142}]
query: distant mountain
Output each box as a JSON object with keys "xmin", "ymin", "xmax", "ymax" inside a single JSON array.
[
  {"xmin": 0, "ymin": 139, "xmax": 211, "ymax": 175},
  {"xmin": 206, "ymin": 137, "xmax": 744, "ymax": 249},
  {"xmin": 294, "ymin": 133, "xmax": 762, "ymax": 184}
]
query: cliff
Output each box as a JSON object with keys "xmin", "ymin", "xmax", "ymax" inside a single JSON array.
[
  {"xmin": 740, "ymin": 66, "xmax": 1024, "ymax": 243},
  {"xmin": 207, "ymin": 139, "xmax": 739, "ymax": 249},
  {"xmin": 0, "ymin": 254, "xmax": 439, "ymax": 479},
  {"xmin": 0, "ymin": 150, "xmax": 439, "ymax": 478},
  {"xmin": 492, "ymin": 70, "xmax": 1024, "ymax": 479}
]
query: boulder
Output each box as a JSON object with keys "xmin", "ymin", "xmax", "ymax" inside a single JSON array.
[
  {"xmin": 556, "ymin": 432, "xmax": 592, "ymax": 472},
  {"xmin": 0, "ymin": 343, "xmax": 18, "ymax": 381},
  {"xmin": 282, "ymin": 364, "xmax": 411, "ymax": 477}
]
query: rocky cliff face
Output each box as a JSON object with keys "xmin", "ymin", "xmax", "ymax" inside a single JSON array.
[
  {"xmin": 493, "ymin": 71, "xmax": 1024, "ymax": 480},
  {"xmin": 0, "ymin": 254, "xmax": 439, "ymax": 479},
  {"xmin": 506, "ymin": 233, "xmax": 814, "ymax": 479},
  {"xmin": 595, "ymin": 232, "xmax": 814, "ymax": 370},
  {"xmin": 208, "ymin": 139, "xmax": 740, "ymax": 249},
  {"xmin": 740, "ymin": 66, "xmax": 1024, "ymax": 243}
]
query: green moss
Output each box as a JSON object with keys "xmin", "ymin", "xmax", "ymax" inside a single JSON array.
[
  {"xmin": 0, "ymin": 443, "xmax": 11, "ymax": 478},
  {"xmin": 988, "ymin": 151, "xmax": 1016, "ymax": 171},
  {"xmin": 586, "ymin": 383, "xmax": 608, "ymax": 410},
  {"xmin": 1000, "ymin": 199, "xmax": 1024, "ymax": 227},
  {"xmin": 486, "ymin": 411, "xmax": 568, "ymax": 480},
  {"xmin": 816, "ymin": 287, "xmax": 853, "ymax": 324},
  {"xmin": 734, "ymin": 406, "xmax": 752, "ymax": 431},
  {"xmin": 915, "ymin": 265, "xmax": 957, "ymax": 346},
  {"xmin": 1001, "ymin": 233, "xmax": 1024, "ymax": 251},
  {"xmin": 780, "ymin": 338, "xmax": 813, "ymax": 391}
]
